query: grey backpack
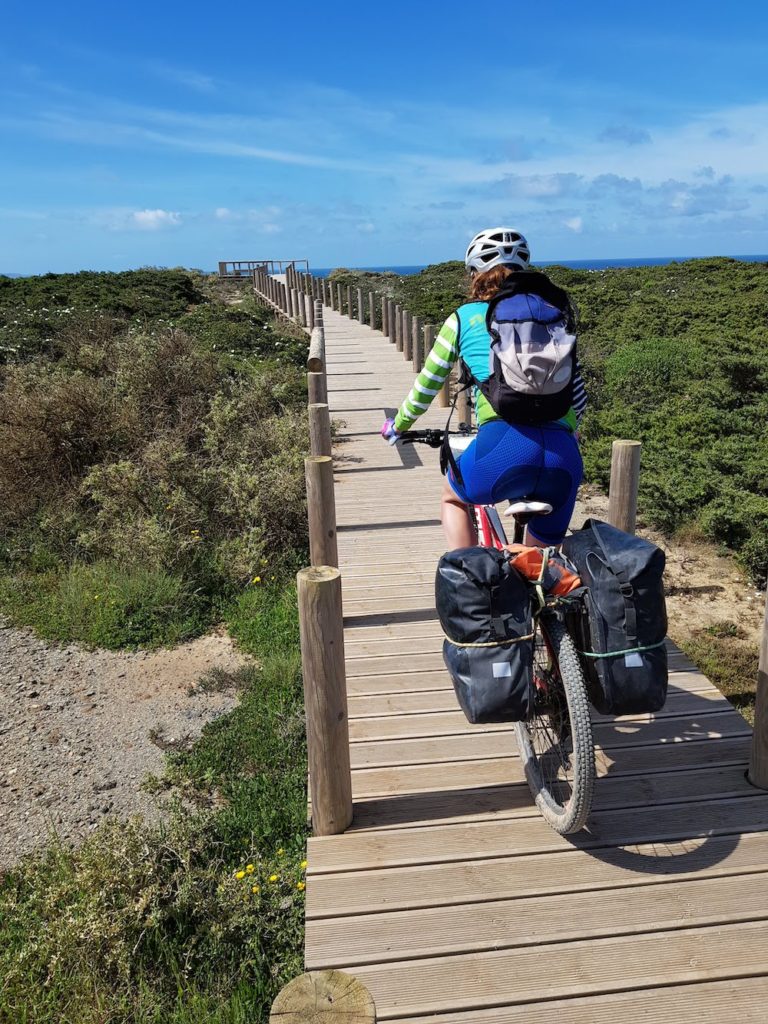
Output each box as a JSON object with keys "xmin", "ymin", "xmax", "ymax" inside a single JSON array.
[{"xmin": 480, "ymin": 271, "xmax": 577, "ymax": 425}]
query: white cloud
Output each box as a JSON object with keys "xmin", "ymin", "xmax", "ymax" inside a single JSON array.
[
  {"xmin": 564, "ymin": 216, "xmax": 583, "ymax": 233},
  {"xmin": 214, "ymin": 207, "xmax": 233, "ymax": 220},
  {"xmin": 357, "ymin": 221, "xmax": 376, "ymax": 233},
  {"xmin": 130, "ymin": 209, "xmax": 182, "ymax": 230}
]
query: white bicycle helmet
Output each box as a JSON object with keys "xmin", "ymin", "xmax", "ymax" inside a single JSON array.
[{"xmin": 465, "ymin": 227, "xmax": 530, "ymax": 273}]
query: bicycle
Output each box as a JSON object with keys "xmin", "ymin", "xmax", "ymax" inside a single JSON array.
[{"xmin": 397, "ymin": 427, "xmax": 596, "ymax": 834}]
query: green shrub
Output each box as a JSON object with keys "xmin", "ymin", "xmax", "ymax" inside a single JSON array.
[
  {"xmin": 0, "ymin": 274, "xmax": 310, "ymax": 647},
  {"xmin": 0, "ymin": 561, "xmax": 206, "ymax": 648}
]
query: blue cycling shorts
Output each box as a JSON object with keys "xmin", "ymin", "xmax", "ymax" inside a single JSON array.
[{"xmin": 447, "ymin": 420, "xmax": 583, "ymax": 545}]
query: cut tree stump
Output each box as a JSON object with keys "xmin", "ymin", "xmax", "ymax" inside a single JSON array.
[{"xmin": 270, "ymin": 970, "xmax": 376, "ymax": 1022}]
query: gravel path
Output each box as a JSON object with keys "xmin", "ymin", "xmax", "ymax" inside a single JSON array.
[{"xmin": 0, "ymin": 621, "xmax": 246, "ymax": 868}]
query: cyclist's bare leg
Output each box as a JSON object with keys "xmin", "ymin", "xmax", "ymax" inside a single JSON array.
[
  {"xmin": 524, "ymin": 528, "xmax": 549, "ymax": 548},
  {"xmin": 441, "ymin": 478, "xmax": 476, "ymax": 548}
]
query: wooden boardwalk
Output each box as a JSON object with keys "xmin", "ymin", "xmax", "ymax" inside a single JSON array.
[{"xmin": 305, "ymin": 305, "xmax": 768, "ymax": 1021}]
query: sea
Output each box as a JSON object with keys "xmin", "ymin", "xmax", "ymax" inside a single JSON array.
[{"xmin": 310, "ymin": 254, "xmax": 768, "ymax": 278}]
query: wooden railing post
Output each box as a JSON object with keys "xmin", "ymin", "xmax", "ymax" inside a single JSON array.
[
  {"xmin": 271, "ymin": 970, "xmax": 375, "ymax": 1022},
  {"xmin": 394, "ymin": 304, "xmax": 402, "ymax": 351},
  {"xmin": 402, "ymin": 309, "xmax": 412, "ymax": 361},
  {"xmin": 305, "ymin": 456, "xmax": 338, "ymax": 567},
  {"xmin": 749, "ymin": 581, "xmax": 768, "ymax": 789},
  {"xmin": 314, "ymin": 299, "xmax": 323, "ymax": 327},
  {"xmin": 296, "ymin": 566, "xmax": 352, "ymax": 834},
  {"xmin": 346, "ymin": 285, "xmax": 353, "ymax": 318},
  {"xmin": 337, "ymin": 283, "xmax": 343, "ymax": 314},
  {"xmin": 356, "ymin": 287, "xmax": 363, "ymax": 322},
  {"xmin": 607, "ymin": 440, "xmax": 642, "ymax": 534},
  {"xmin": 386, "ymin": 299, "xmax": 394, "ymax": 341},
  {"xmin": 456, "ymin": 377, "xmax": 471, "ymax": 426},
  {"xmin": 305, "ymin": 293, "xmax": 314, "ymax": 329},
  {"xmin": 381, "ymin": 296, "xmax": 388, "ymax": 336},
  {"xmin": 309, "ymin": 402, "xmax": 332, "ymax": 457},
  {"xmin": 412, "ymin": 315, "xmax": 422, "ymax": 372},
  {"xmin": 368, "ymin": 291, "xmax": 375, "ymax": 330},
  {"xmin": 308, "ymin": 371, "xmax": 327, "ymax": 405}
]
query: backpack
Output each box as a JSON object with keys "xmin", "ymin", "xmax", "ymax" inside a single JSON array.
[
  {"xmin": 480, "ymin": 271, "xmax": 577, "ymax": 425},
  {"xmin": 561, "ymin": 519, "xmax": 668, "ymax": 716},
  {"xmin": 436, "ymin": 547, "xmax": 534, "ymax": 723}
]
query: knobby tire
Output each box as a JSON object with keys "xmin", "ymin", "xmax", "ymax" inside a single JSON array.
[{"xmin": 514, "ymin": 614, "xmax": 595, "ymax": 834}]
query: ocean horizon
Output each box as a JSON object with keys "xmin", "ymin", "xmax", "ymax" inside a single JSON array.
[{"xmin": 310, "ymin": 254, "xmax": 768, "ymax": 278}]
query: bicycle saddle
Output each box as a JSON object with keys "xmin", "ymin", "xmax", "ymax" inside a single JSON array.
[{"xmin": 504, "ymin": 500, "xmax": 554, "ymax": 518}]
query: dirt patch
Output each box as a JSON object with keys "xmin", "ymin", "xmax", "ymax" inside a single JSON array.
[{"xmin": 0, "ymin": 624, "xmax": 248, "ymax": 868}]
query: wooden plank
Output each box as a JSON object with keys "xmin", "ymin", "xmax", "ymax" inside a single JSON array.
[
  {"xmin": 348, "ymin": 764, "xmax": 756, "ymax": 828},
  {"xmin": 350, "ymin": 736, "xmax": 752, "ymax": 802},
  {"xmin": 384, "ymin": 976, "xmax": 768, "ymax": 1024},
  {"xmin": 351, "ymin": 919, "xmax": 768, "ymax": 1018},
  {"xmin": 349, "ymin": 711, "xmax": 750, "ymax": 765},
  {"xmin": 350, "ymin": 716, "xmax": 753, "ymax": 770},
  {"xmin": 306, "ymin": 828, "xmax": 768, "ymax": 918},
  {"xmin": 347, "ymin": 680, "xmax": 725, "ymax": 718},
  {"xmin": 308, "ymin": 794, "xmax": 768, "ymax": 873},
  {"xmin": 306, "ymin": 869, "xmax": 768, "ymax": 968}
]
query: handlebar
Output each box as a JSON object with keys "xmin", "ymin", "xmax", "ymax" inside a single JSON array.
[{"xmin": 397, "ymin": 429, "xmax": 446, "ymax": 449}]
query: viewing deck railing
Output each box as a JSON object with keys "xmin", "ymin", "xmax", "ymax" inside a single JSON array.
[{"xmin": 217, "ymin": 259, "xmax": 309, "ymax": 279}]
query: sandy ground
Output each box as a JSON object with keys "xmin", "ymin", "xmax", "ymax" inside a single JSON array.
[{"xmin": 0, "ymin": 625, "xmax": 246, "ymax": 868}]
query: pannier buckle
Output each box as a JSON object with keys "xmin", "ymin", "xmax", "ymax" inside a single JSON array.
[{"xmin": 619, "ymin": 582, "xmax": 634, "ymax": 598}]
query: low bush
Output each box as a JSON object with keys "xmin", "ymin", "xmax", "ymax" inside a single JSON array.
[{"xmin": 0, "ymin": 272, "xmax": 310, "ymax": 648}]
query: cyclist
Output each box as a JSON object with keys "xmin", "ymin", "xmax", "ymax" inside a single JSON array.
[{"xmin": 381, "ymin": 228, "xmax": 586, "ymax": 549}]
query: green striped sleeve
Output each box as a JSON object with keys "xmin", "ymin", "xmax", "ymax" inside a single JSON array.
[{"xmin": 393, "ymin": 314, "xmax": 458, "ymax": 431}]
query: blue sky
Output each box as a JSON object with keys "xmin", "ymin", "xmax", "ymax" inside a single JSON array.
[{"xmin": 2, "ymin": 0, "xmax": 768, "ymax": 273}]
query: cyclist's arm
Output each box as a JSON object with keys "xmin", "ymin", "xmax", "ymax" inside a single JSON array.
[{"xmin": 393, "ymin": 313, "xmax": 459, "ymax": 432}]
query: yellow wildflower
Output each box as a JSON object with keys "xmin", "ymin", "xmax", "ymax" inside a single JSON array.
[
  {"xmin": 251, "ymin": 576, "xmax": 261, "ymax": 584},
  {"xmin": 246, "ymin": 864, "xmax": 255, "ymax": 874},
  {"xmin": 268, "ymin": 874, "xmax": 279, "ymax": 883},
  {"xmin": 300, "ymin": 860, "xmax": 308, "ymax": 870},
  {"xmin": 252, "ymin": 885, "xmax": 260, "ymax": 894},
  {"xmin": 235, "ymin": 870, "xmax": 245, "ymax": 880},
  {"xmin": 297, "ymin": 881, "xmax": 306, "ymax": 892},
  {"xmin": 277, "ymin": 848, "xmax": 284, "ymax": 856}
]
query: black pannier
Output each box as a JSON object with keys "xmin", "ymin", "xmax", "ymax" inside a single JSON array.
[
  {"xmin": 436, "ymin": 547, "xmax": 533, "ymax": 724},
  {"xmin": 561, "ymin": 518, "xmax": 668, "ymax": 716}
]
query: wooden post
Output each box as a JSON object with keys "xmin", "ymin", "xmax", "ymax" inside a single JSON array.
[
  {"xmin": 356, "ymin": 287, "xmax": 363, "ymax": 322},
  {"xmin": 346, "ymin": 285, "xmax": 353, "ymax": 318},
  {"xmin": 305, "ymin": 456, "xmax": 338, "ymax": 568},
  {"xmin": 749, "ymin": 581, "xmax": 768, "ymax": 789},
  {"xmin": 607, "ymin": 440, "xmax": 642, "ymax": 534},
  {"xmin": 456, "ymin": 377, "xmax": 471, "ymax": 426},
  {"xmin": 381, "ymin": 296, "xmax": 388, "ymax": 335},
  {"xmin": 384, "ymin": 299, "xmax": 392, "ymax": 339},
  {"xmin": 308, "ymin": 371, "xmax": 327, "ymax": 405},
  {"xmin": 296, "ymin": 568, "xmax": 352, "ymax": 835},
  {"xmin": 402, "ymin": 309, "xmax": 412, "ymax": 360},
  {"xmin": 314, "ymin": 299, "xmax": 323, "ymax": 327},
  {"xmin": 309, "ymin": 402, "xmax": 332, "ymax": 457},
  {"xmin": 394, "ymin": 304, "xmax": 402, "ymax": 351},
  {"xmin": 337, "ymin": 283, "xmax": 343, "ymax": 313},
  {"xmin": 270, "ymin": 970, "xmax": 375, "ymax": 1022},
  {"xmin": 308, "ymin": 327, "xmax": 325, "ymax": 373},
  {"xmin": 368, "ymin": 291, "xmax": 375, "ymax": 329},
  {"xmin": 306, "ymin": 293, "xmax": 314, "ymax": 330},
  {"xmin": 412, "ymin": 315, "xmax": 422, "ymax": 372}
]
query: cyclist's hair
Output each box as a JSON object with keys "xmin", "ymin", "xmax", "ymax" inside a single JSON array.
[{"xmin": 469, "ymin": 264, "xmax": 516, "ymax": 301}]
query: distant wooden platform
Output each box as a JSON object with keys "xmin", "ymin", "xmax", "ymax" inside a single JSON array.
[{"xmin": 305, "ymin": 306, "xmax": 768, "ymax": 1021}]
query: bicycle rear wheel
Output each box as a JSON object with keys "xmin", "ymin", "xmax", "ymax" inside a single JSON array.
[{"xmin": 514, "ymin": 613, "xmax": 595, "ymax": 834}]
